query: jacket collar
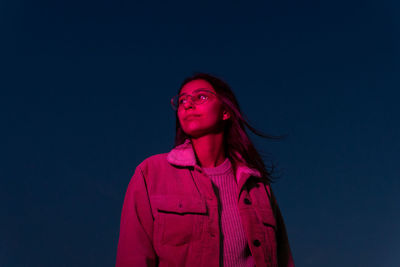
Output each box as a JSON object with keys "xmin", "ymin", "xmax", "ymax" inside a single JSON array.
[
  {"xmin": 167, "ymin": 139, "xmax": 197, "ymax": 167},
  {"xmin": 167, "ymin": 139, "xmax": 261, "ymax": 183}
]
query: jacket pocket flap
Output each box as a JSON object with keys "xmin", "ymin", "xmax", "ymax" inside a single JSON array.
[
  {"xmin": 151, "ymin": 195, "xmax": 207, "ymax": 215},
  {"xmin": 256, "ymin": 208, "xmax": 277, "ymax": 228}
]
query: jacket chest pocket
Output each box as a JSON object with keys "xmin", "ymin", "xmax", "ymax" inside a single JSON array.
[{"xmin": 151, "ymin": 195, "xmax": 207, "ymax": 246}]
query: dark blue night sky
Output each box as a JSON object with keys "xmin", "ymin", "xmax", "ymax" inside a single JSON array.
[{"xmin": 1, "ymin": 0, "xmax": 399, "ymax": 266}]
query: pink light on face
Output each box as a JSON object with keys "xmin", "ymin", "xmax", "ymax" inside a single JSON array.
[
  {"xmin": 178, "ymin": 79, "xmax": 228, "ymax": 138},
  {"xmin": 184, "ymin": 114, "xmax": 201, "ymax": 121}
]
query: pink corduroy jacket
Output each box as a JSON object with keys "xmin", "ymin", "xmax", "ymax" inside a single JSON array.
[{"xmin": 116, "ymin": 139, "xmax": 294, "ymax": 267}]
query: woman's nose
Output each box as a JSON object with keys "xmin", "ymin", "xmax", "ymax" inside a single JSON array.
[{"xmin": 182, "ymin": 97, "xmax": 194, "ymax": 109}]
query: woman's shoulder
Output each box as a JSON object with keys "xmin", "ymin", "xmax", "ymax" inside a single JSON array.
[
  {"xmin": 133, "ymin": 142, "xmax": 191, "ymax": 177},
  {"xmin": 131, "ymin": 152, "xmax": 182, "ymax": 189},
  {"xmin": 137, "ymin": 152, "xmax": 170, "ymax": 170}
]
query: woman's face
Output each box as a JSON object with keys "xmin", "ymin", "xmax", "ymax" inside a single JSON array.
[{"xmin": 177, "ymin": 79, "xmax": 229, "ymax": 138}]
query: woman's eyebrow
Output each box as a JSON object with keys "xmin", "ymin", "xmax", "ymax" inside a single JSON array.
[{"xmin": 179, "ymin": 88, "xmax": 209, "ymax": 96}]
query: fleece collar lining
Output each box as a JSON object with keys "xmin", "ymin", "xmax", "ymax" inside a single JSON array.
[{"xmin": 167, "ymin": 139, "xmax": 261, "ymax": 180}]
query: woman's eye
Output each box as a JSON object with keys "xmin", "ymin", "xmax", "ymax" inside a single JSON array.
[
  {"xmin": 178, "ymin": 98, "xmax": 186, "ymax": 104},
  {"xmin": 197, "ymin": 94, "xmax": 208, "ymax": 100}
]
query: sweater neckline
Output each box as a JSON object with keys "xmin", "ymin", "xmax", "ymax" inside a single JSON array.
[{"xmin": 202, "ymin": 158, "xmax": 232, "ymax": 176}]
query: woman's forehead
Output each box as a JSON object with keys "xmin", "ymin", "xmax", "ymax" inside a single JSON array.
[{"xmin": 180, "ymin": 79, "xmax": 216, "ymax": 95}]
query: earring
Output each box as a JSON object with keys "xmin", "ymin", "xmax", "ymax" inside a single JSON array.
[{"xmin": 223, "ymin": 112, "xmax": 230, "ymax": 120}]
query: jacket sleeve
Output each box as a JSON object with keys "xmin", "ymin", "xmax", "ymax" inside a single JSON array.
[
  {"xmin": 116, "ymin": 165, "xmax": 157, "ymax": 267},
  {"xmin": 267, "ymin": 185, "xmax": 295, "ymax": 267}
]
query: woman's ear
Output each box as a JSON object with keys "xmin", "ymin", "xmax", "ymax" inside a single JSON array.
[{"xmin": 222, "ymin": 110, "xmax": 230, "ymax": 120}]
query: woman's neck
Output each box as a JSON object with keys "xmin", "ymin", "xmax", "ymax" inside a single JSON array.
[{"xmin": 191, "ymin": 133, "xmax": 226, "ymax": 168}]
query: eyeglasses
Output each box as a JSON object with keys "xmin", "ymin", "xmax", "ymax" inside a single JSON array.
[{"xmin": 170, "ymin": 89, "xmax": 217, "ymax": 110}]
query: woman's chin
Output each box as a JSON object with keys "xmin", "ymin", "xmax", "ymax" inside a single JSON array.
[
  {"xmin": 183, "ymin": 127, "xmax": 223, "ymax": 139},
  {"xmin": 182, "ymin": 127, "xmax": 207, "ymax": 138}
]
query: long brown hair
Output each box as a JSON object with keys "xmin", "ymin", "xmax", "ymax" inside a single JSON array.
[{"xmin": 174, "ymin": 73, "xmax": 281, "ymax": 183}]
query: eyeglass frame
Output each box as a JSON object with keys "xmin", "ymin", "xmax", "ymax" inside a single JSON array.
[{"xmin": 170, "ymin": 89, "xmax": 219, "ymax": 110}]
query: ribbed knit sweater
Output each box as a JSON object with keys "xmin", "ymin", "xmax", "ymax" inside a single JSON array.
[{"xmin": 202, "ymin": 158, "xmax": 255, "ymax": 267}]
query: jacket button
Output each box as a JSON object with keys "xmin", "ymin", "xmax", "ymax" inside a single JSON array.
[
  {"xmin": 253, "ymin": 239, "xmax": 261, "ymax": 247},
  {"xmin": 244, "ymin": 198, "xmax": 251, "ymax": 205}
]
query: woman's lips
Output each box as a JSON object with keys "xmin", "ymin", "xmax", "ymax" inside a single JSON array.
[{"xmin": 185, "ymin": 114, "xmax": 201, "ymax": 121}]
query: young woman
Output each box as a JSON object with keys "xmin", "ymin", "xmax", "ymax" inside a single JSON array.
[{"xmin": 116, "ymin": 73, "xmax": 294, "ymax": 267}]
